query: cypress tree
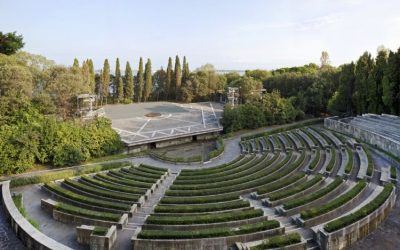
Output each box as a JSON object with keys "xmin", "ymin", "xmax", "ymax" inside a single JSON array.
[
  {"xmin": 117, "ymin": 76, "xmax": 124, "ymax": 103},
  {"xmin": 166, "ymin": 57, "xmax": 173, "ymax": 100},
  {"xmin": 81, "ymin": 60, "xmax": 90, "ymax": 92},
  {"xmin": 354, "ymin": 52, "xmax": 373, "ymax": 114},
  {"xmin": 72, "ymin": 58, "xmax": 80, "ymax": 72},
  {"xmin": 136, "ymin": 57, "xmax": 144, "ymax": 102},
  {"xmin": 101, "ymin": 59, "xmax": 110, "ymax": 105},
  {"xmin": 182, "ymin": 56, "xmax": 190, "ymax": 84},
  {"xmin": 125, "ymin": 61, "xmax": 134, "ymax": 102},
  {"xmin": 174, "ymin": 55, "xmax": 182, "ymax": 100},
  {"xmin": 114, "ymin": 58, "xmax": 121, "ymax": 97},
  {"xmin": 143, "ymin": 59, "xmax": 152, "ymax": 102},
  {"xmin": 87, "ymin": 59, "xmax": 95, "ymax": 93},
  {"xmin": 382, "ymin": 51, "xmax": 399, "ymax": 114}
]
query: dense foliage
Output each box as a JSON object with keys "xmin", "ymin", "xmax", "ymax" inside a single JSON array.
[{"xmin": 250, "ymin": 232, "xmax": 301, "ymax": 249}]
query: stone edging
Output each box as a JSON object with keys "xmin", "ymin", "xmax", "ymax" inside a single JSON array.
[
  {"xmin": 0, "ymin": 181, "xmax": 72, "ymax": 250},
  {"xmin": 315, "ymin": 187, "xmax": 396, "ymax": 250}
]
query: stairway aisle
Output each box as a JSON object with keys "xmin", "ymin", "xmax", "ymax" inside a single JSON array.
[{"xmin": 114, "ymin": 170, "xmax": 179, "ymax": 250}]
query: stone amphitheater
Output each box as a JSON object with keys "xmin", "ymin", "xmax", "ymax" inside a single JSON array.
[{"xmin": 0, "ymin": 116, "xmax": 399, "ymax": 250}]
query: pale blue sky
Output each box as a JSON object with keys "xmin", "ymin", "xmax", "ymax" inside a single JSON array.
[{"xmin": 1, "ymin": 0, "xmax": 400, "ymax": 70}]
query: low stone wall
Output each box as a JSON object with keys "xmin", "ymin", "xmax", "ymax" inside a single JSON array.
[
  {"xmin": 41, "ymin": 199, "xmax": 128, "ymax": 229},
  {"xmin": 77, "ymin": 225, "xmax": 117, "ymax": 250},
  {"xmin": 324, "ymin": 116, "xmax": 400, "ymax": 159},
  {"xmin": 315, "ymin": 188, "xmax": 396, "ymax": 250},
  {"xmin": 235, "ymin": 239, "xmax": 307, "ymax": 250},
  {"xmin": 297, "ymin": 183, "xmax": 369, "ymax": 228},
  {"xmin": 131, "ymin": 227, "xmax": 285, "ymax": 250},
  {"xmin": 0, "ymin": 181, "xmax": 72, "ymax": 250}
]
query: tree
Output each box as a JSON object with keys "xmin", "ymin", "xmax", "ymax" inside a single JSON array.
[
  {"xmin": 0, "ymin": 31, "xmax": 24, "ymax": 55},
  {"xmin": 143, "ymin": 59, "xmax": 152, "ymax": 101},
  {"xmin": 174, "ymin": 55, "xmax": 182, "ymax": 100},
  {"xmin": 136, "ymin": 57, "xmax": 144, "ymax": 102},
  {"xmin": 327, "ymin": 63, "xmax": 356, "ymax": 115},
  {"xmin": 182, "ymin": 56, "xmax": 190, "ymax": 84},
  {"xmin": 117, "ymin": 77, "xmax": 124, "ymax": 103},
  {"xmin": 0, "ymin": 59, "xmax": 33, "ymax": 116},
  {"xmin": 354, "ymin": 52, "xmax": 373, "ymax": 114},
  {"xmin": 81, "ymin": 60, "xmax": 90, "ymax": 91},
  {"xmin": 166, "ymin": 57, "xmax": 173, "ymax": 99},
  {"xmin": 87, "ymin": 59, "xmax": 95, "ymax": 93},
  {"xmin": 320, "ymin": 51, "xmax": 330, "ymax": 67},
  {"xmin": 114, "ymin": 58, "xmax": 121, "ymax": 99},
  {"xmin": 152, "ymin": 68, "xmax": 166, "ymax": 101},
  {"xmin": 101, "ymin": 59, "xmax": 110, "ymax": 105},
  {"xmin": 230, "ymin": 76, "xmax": 263, "ymax": 103},
  {"xmin": 382, "ymin": 50, "xmax": 399, "ymax": 114},
  {"xmin": 72, "ymin": 58, "xmax": 80, "ymax": 73},
  {"xmin": 124, "ymin": 62, "xmax": 134, "ymax": 102}
]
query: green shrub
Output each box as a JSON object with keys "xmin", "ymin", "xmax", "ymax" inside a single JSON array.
[
  {"xmin": 9, "ymin": 161, "xmax": 130, "ymax": 187},
  {"xmin": 390, "ymin": 166, "xmax": 397, "ymax": 179},
  {"xmin": 208, "ymin": 137, "xmax": 225, "ymax": 159},
  {"xmin": 95, "ymin": 173, "xmax": 152, "ymax": 189},
  {"xmin": 138, "ymin": 164, "xmax": 167, "ymax": 173},
  {"xmin": 241, "ymin": 119, "xmax": 323, "ymax": 141},
  {"xmin": 362, "ymin": 145, "xmax": 374, "ymax": 176},
  {"xmin": 324, "ymin": 183, "xmax": 394, "ymax": 232},
  {"xmin": 92, "ymin": 226, "xmax": 109, "ymax": 236},
  {"xmin": 124, "ymin": 167, "xmax": 163, "ymax": 179},
  {"xmin": 146, "ymin": 209, "xmax": 263, "ymax": 225},
  {"xmin": 80, "ymin": 175, "xmax": 145, "ymax": 194},
  {"xmin": 251, "ymin": 233, "xmax": 301, "ymax": 249},
  {"xmin": 171, "ymin": 154, "xmax": 273, "ymax": 190},
  {"xmin": 160, "ymin": 192, "xmax": 241, "ymax": 204},
  {"xmin": 309, "ymin": 149, "xmax": 320, "ymax": 170},
  {"xmin": 154, "ymin": 200, "xmax": 250, "ymax": 213},
  {"xmin": 108, "ymin": 169, "xmax": 157, "ymax": 183},
  {"xmin": 300, "ymin": 181, "xmax": 366, "ymax": 220},
  {"xmin": 166, "ymin": 153, "xmax": 298, "ymax": 197},
  {"xmin": 55, "ymin": 202, "xmax": 121, "ymax": 222},
  {"xmin": 326, "ymin": 149, "xmax": 336, "ymax": 172},
  {"xmin": 283, "ymin": 177, "xmax": 343, "ymax": 210},
  {"xmin": 13, "ymin": 194, "xmax": 40, "ymax": 230},
  {"xmin": 44, "ymin": 182, "xmax": 130, "ymax": 211},
  {"xmin": 256, "ymin": 172, "xmax": 305, "ymax": 195},
  {"xmin": 63, "ymin": 178, "xmax": 140, "ymax": 201},
  {"xmin": 345, "ymin": 147, "xmax": 353, "ymax": 174},
  {"xmin": 181, "ymin": 155, "xmax": 245, "ymax": 174},
  {"xmin": 176, "ymin": 154, "xmax": 259, "ymax": 181},
  {"xmin": 268, "ymin": 175, "xmax": 323, "ymax": 201},
  {"xmin": 138, "ymin": 220, "xmax": 279, "ymax": 239}
]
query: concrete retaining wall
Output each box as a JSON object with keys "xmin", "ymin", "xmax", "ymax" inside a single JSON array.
[
  {"xmin": 315, "ymin": 188, "xmax": 396, "ymax": 250},
  {"xmin": 0, "ymin": 181, "xmax": 72, "ymax": 250},
  {"xmin": 324, "ymin": 117, "xmax": 400, "ymax": 159},
  {"xmin": 131, "ymin": 227, "xmax": 285, "ymax": 250},
  {"xmin": 77, "ymin": 225, "xmax": 117, "ymax": 250}
]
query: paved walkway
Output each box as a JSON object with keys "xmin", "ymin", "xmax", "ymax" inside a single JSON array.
[
  {"xmin": 114, "ymin": 173, "xmax": 179, "ymax": 250},
  {"xmin": 0, "ymin": 204, "xmax": 25, "ymax": 250}
]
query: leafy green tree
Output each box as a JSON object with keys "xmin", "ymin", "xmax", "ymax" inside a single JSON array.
[
  {"xmin": 101, "ymin": 59, "xmax": 110, "ymax": 105},
  {"xmin": 245, "ymin": 69, "xmax": 271, "ymax": 81},
  {"xmin": 174, "ymin": 55, "xmax": 182, "ymax": 100},
  {"xmin": 152, "ymin": 68, "xmax": 166, "ymax": 101},
  {"xmin": 0, "ymin": 56, "xmax": 33, "ymax": 116},
  {"xmin": 136, "ymin": 57, "xmax": 144, "ymax": 102},
  {"xmin": 143, "ymin": 58, "xmax": 152, "ymax": 101},
  {"xmin": 0, "ymin": 31, "xmax": 24, "ymax": 55},
  {"xmin": 124, "ymin": 61, "xmax": 134, "ymax": 102},
  {"xmin": 230, "ymin": 76, "xmax": 263, "ymax": 103},
  {"xmin": 354, "ymin": 52, "xmax": 373, "ymax": 114},
  {"xmin": 182, "ymin": 56, "xmax": 190, "ymax": 84},
  {"xmin": 166, "ymin": 57, "xmax": 173, "ymax": 99}
]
